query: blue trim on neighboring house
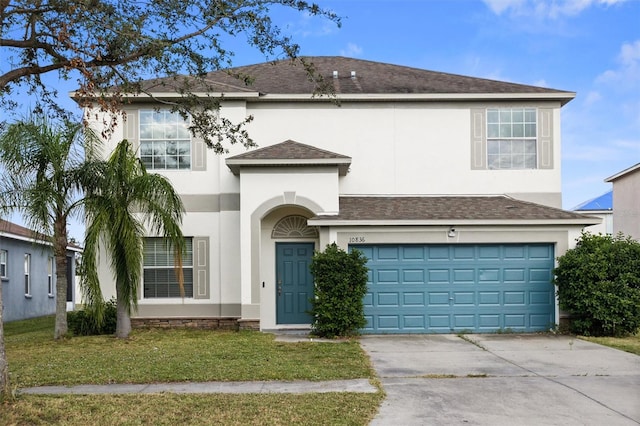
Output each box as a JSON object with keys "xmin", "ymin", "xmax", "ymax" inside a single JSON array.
[{"xmin": 572, "ymin": 190, "xmax": 613, "ymax": 211}]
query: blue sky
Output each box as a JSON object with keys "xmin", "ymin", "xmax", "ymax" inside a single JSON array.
[{"xmin": 4, "ymin": 0, "xmax": 639, "ymax": 239}]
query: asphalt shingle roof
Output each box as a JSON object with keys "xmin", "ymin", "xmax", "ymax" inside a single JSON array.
[
  {"xmin": 228, "ymin": 140, "xmax": 350, "ymax": 160},
  {"xmin": 141, "ymin": 56, "xmax": 575, "ymax": 99},
  {"xmin": 226, "ymin": 140, "xmax": 351, "ymax": 175},
  {"xmin": 310, "ymin": 196, "xmax": 596, "ymax": 223}
]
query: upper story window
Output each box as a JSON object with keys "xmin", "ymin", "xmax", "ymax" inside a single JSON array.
[
  {"xmin": 487, "ymin": 108, "xmax": 537, "ymax": 169},
  {"xmin": 139, "ymin": 110, "xmax": 191, "ymax": 170},
  {"xmin": 0, "ymin": 250, "xmax": 7, "ymax": 278},
  {"xmin": 470, "ymin": 107, "xmax": 553, "ymax": 171}
]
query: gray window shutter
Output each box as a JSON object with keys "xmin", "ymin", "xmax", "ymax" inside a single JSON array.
[
  {"xmin": 470, "ymin": 109, "xmax": 486, "ymax": 169},
  {"xmin": 193, "ymin": 236, "xmax": 209, "ymax": 299},
  {"xmin": 192, "ymin": 136, "xmax": 206, "ymax": 171},
  {"xmin": 124, "ymin": 110, "xmax": 139, "ymax": 151},
  {"xmin": 538, "ymin": 108, "xmax": 553, "ymax": 169}
]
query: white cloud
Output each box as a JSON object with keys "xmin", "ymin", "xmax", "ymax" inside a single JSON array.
[
  {"xmin": 596, "ymin": 40, "xmax": 640, "ymax": 88},
  {"xmin": 339, "ymin": 43, "xmax": 363, "ymax": 57},
  {"xmin": 482, "ymin": 0, "xmax": 629, "ymax": 18},
  {"xmin": 583, "ymin": 91, "xmax": 602, "ymax": 106}
]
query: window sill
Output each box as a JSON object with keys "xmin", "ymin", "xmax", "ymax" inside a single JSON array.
[
  {"xmin": 48, "ymin": 294, "xmax": 55, "ymax": 299},
  {"xmin": 1, "ymin": 277, "xmax": 8, "ymax": 282},
  {"xmin": 24, "ymin": 294, "xmax": 32, "ymax": 299}
]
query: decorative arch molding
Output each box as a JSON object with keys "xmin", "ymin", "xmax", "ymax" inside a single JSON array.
[{"xmin": 271, "ymin": 215, "xmax": 318, "ymax": 239}]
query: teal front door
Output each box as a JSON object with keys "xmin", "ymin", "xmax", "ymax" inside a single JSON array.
[{"xmin": 276, "ymin": 242, "xmax": 314, "ymax": 324}]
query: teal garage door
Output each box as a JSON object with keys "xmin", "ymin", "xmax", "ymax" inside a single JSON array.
[{"xmin": 355, "ymin": 244, "xmax": 555, "ymax": 334}]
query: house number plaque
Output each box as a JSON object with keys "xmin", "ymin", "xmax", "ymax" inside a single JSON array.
[{"xmin": 349, "ymin": 236, "xmax": 366, "ymax": 243}]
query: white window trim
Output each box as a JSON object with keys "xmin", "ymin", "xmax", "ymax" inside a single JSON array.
[
  {"xmin": 48, "ymin": 257, "xmax": 54, "ymax": 297},
  {"xmin": 0, "ymin": 249, "xmax": 7, "ymax": 279}
]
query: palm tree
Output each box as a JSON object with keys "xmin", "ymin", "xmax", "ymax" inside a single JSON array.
[
  {"xmin": 82, "ymin": 140, "xmax": 185, "ymax": 338},
  {"xmin": 0, "ymin": 116, "xmax": 101, "ymax": 340}
]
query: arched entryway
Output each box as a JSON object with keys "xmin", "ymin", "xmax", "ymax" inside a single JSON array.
[
  {"xmin": 260, "ymin": 208, "xmax": 318, "ymax": 328},
  {"xmin": 272, "ymin": 215, "xmax": 318, "ymax": 324}
]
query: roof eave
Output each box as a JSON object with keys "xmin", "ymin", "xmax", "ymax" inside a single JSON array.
[
  {"xmin": 605, "ymin": 162, "xmax": 640, "ymax": 182},
  {"xmin": 255, "ymin": 92, "xmax": 576, "ymax": 105},
  {"xmin": 69, "ymin": 90, "xmax": 262, "ymax": 103},
  {"xmin": 307, "ymin": 218, "xmax": 601, "ymax": 226},
  {"xmin": 226, "ymin": 158, "xmax": 351, "ymax": 176}
]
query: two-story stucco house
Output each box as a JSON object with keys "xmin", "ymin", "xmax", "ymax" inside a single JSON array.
[
  {"xmin": 1, "ymin": 219, "xmax": 79, "ymax": 322},
  {"xmin": 87, "ymin": 57, "xmax": 598, "ymax": 334}
]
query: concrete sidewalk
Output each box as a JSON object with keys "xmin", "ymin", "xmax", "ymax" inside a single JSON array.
[{"xmin": 20, "ymin": 378, "xmax": 378, "ymax": 395}]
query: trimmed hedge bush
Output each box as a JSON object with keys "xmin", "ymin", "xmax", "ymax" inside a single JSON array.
[
  {"xmin": 67, "ymin": 299, "xmax": 117, "ymax": 336},
  {"xmin": 309, "ymin": 243, "xmax": 369, "ymax": 338},
  {"xmin": 554, "ymin": 233, "xmax": 640, "ymax": 336}
]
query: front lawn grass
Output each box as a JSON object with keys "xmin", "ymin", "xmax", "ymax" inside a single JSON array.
[
  {"xmin": 1, "ymin": 393, "xmax": 384, "ymax": 425},
  {"xmin": 5, "ymin": 316, "xmax": 373, "ymax": 387},
  {"xmin": 2, "ymin": 316, "xmax": 382, "ymax": 425},
  {"xmin": 580, "ymin": 334, "xmax": 640, "ymax": 356}
]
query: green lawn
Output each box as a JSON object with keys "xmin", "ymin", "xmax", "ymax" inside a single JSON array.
[
  {"xmin": 2, "ymin": 316, "xmax": 383, "ymax": 425},
  {"xmin": 580, "ymin": 334, "xmax": 640, "ymax": 356}
]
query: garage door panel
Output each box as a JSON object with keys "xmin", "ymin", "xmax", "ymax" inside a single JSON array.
[
  {"xmin": 403, "ymin": 315, "xmax": 426, "ymax": 329},
  {"xmin": 428, "ymin": 269, "xmax": 449, "ymax": 282},
  {"xmin": 428, "ymin": 292, "xmax": 450, "ymax": 305},
  {"xmin": 377, "ymin": 292, "xmax": 399, "ymax": 306},
  {"xmin": 403, "ymin": 269, "xmax": 425, "ymax": 283},
  {"xmin": 504, "ymin": 292, "xmax": 526, "ymax": 305},
  {"xmin": 452, "ymin": 292, "xmax": 474, "ymax": 305},
  {"xmin": 403, "ymin": 292, "xmax": 425, "ymax": 306},
  {"xmin": 378, "ymin": 269, "xmax": 399, "ymax": 283},
  {"xmin": 357, "ymin": 243, "xmax": 555, "ymax": 334},
  {"xmin": 478, "ymin": 292, "xmax": 500, "ymax": 305},
  {"xmin": 504, "ymin": 314, "xmax": 526, "ymax": 327},
  {"xmin": 504, "ymin": 268, "xmax": 526, "ymax": 282},
  {"xmin": 453, "ymin": 269, "xmax": 474, "ymax": 282}
]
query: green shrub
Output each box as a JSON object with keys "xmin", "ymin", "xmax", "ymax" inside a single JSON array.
[
  {"xmin": 554, "ymin": 233, "xmax": 640, "ymax": 336},
  {"xmin": 309, "ymin": 243, "xmax": 369, "ymax": 338},
  {"xmin": 67, "ymin": 299, "xmax": 117, "ymax": 336}
]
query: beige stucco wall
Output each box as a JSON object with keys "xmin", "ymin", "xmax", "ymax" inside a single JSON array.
[{"xmin": 612, "ymin": 171, "xmax": 640, "ymax": 240}]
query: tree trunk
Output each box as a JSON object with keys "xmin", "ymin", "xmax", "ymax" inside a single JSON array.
[
  {"xmin": 115, "ymin": 291, "xmax": 132, "ymax": 339},
  {"xmin": 0, "ymin": 282, "xmax": 11, "ymax": 400},
  {"xmin": 53, "ymin": 217, "xmax": 69, "ymax": 340}
]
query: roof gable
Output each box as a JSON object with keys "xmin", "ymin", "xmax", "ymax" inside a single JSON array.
[{"xmin": 226, "ymin": 140, "xmax": 351, "ymax": 175}]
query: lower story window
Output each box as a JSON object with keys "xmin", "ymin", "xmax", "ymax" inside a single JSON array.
[
  {"xmin": 143, "ymin": 237, "xmax": 193, "ymax": 298},
  {"xmin": 24, "ymin": 253, "xmax": 31, "ymax": 296}
]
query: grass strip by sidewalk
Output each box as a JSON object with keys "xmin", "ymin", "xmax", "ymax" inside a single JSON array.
[
  {"xmin": 580, "ymin": 334, "xmax": 640, "ymax": 356},
  {"xmin": 1, "ymin": 393, "xmax": 384, "ymax": 426},
  {"xmin": 5, "ymin": 316, "xmax": 374, "ymax": 387}
]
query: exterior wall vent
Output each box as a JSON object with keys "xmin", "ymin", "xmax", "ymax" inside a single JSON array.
[
  {"xmin": 351, "ymin": 71, "xmax": 356, "ymax": 79},
  {"xmin": 333, "ymin": 70, "xmax": 338, "ymax": 78}
]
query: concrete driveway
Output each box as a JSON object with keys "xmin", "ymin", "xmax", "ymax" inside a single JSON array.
[{"xmin": 360, "ymin": 334, "xmax": 640, "ymax": 425}]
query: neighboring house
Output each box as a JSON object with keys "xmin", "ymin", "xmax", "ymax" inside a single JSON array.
[
  {"xmin": 572, "ymin": 190, "xmax": 613, "ymax": 235},
  {"xmin": 84, "ymin": 57, "xmax": 598, "ymax": 334},
  {"xmin": 605, "ymin": 163, "xmax": 640, "ymax": 240},
  {"xmin": 0, "ymin": 219, "xmax": 80, "ymax": 322}
]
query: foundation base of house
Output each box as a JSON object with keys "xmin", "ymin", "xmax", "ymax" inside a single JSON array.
[{"xmin": 131, "ymin": 317, "xmax": 245, "ymax": 330}]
